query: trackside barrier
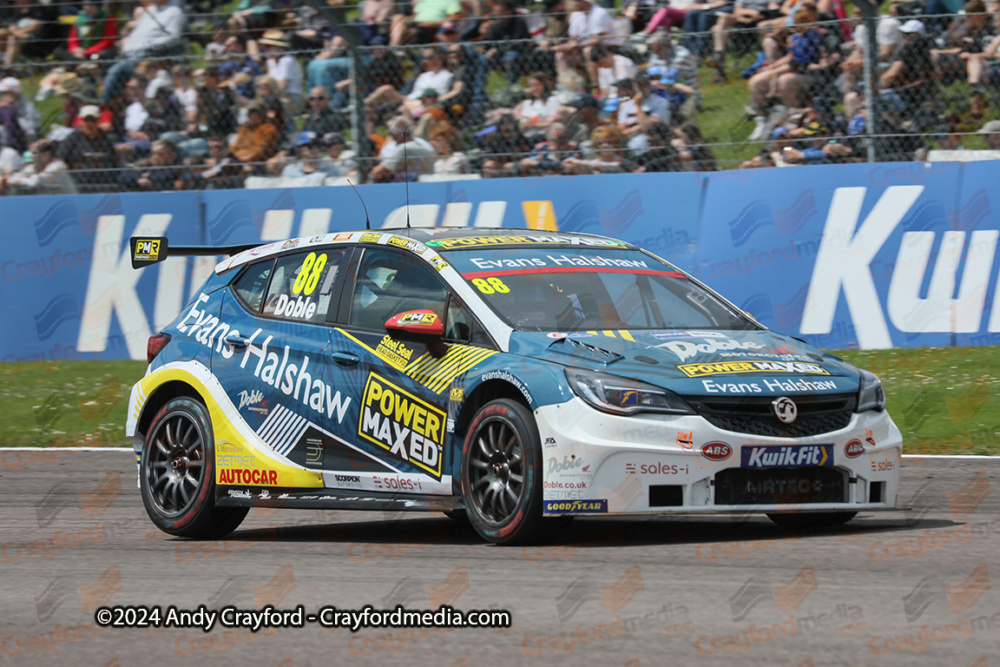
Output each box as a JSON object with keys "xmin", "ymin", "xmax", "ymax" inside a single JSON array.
[{"xmin": 3, "ymin": 162, "xmax": 1000, "ymax": 363}]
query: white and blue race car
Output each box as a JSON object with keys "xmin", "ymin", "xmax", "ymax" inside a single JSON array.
[{"xmin": 125, "ymin": 228, "xmax": 901, "ymax": 544}]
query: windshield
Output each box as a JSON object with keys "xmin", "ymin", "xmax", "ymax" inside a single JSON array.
[{"xmin": 442, "ymin": 246, "xmax": 755, "ymax": 332}]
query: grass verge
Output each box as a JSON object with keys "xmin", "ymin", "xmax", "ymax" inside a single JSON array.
[{"xmin": 1, "ymin": 348, "xmax": 998, "ymax": 454}]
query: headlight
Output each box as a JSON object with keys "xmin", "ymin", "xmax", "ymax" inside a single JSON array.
[
  {"xmin": 857, "ymin": 369, "xmax": 885, "ymax": 412},
  {"xmin": 565, "ymin": 368, "xmax": 693, "ymax": 416}
]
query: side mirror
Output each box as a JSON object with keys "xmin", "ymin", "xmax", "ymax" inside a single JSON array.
[{"xmin": 385, "ymin": 309, "xmax": 445, "ymax": 343}]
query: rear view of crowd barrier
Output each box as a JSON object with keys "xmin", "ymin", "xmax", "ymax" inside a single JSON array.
[{"xmin": 1, "ymin": 0, "xmax": 999, "ymax": 196}]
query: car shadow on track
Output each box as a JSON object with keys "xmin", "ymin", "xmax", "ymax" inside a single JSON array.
[{"xmin": 214, "ymin": 511, "xmax": 963, "ymax": 548}]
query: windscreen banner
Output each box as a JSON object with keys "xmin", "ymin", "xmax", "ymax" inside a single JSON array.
[{"xmin": 1, "ymin": 164, "xmax": 997, "ymax": 363}]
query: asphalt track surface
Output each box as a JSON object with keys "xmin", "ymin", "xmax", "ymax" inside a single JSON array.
[{"xmin": 2, "ymin": 450, "xmax": 999, "ymax": 666}]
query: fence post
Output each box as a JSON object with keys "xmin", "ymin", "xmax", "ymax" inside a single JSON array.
[
  {"xmin": 300, "ymin": 0, "xmax": 369, "ymax": 179},
  {"xmin": 853, "ymin": 0, "xmax": 880, "ymax": 163}
]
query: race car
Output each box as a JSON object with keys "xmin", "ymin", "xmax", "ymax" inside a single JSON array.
[{"xmin": 125, "ymin": 228, "xmax": 901, "ymax": 545}]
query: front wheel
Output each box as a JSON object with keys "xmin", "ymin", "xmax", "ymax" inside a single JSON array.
[
  {"xmin": 766, "ymin": 511, "xmax": 857, "ymax": 529},
  {"xmin": 140, "ymin": 396, "xmax": 248, "ymax": 538},
  {"xmin": 461, "ymin": 399, "xmax": 544, "ymax": 545}
]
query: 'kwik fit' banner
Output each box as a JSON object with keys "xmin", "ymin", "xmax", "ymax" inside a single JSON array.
[{"xmin": 2, "ymin": 163, "xmax": 998, "ymax": 363}]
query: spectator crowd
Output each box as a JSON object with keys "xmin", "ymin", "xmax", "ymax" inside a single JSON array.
[{"xmin": 0, "ymin": 0, "xmax": 998, "ymax": 194}]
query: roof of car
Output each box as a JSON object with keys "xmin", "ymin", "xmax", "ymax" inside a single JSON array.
[{"xmin": 215, "ymin": 227, "xmax": 635, "ymax": 274}]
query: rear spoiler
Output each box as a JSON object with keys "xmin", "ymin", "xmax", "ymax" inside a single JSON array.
[{"xmin": 129, "ymin": 237, "xmax": 260, "ymax": 270}]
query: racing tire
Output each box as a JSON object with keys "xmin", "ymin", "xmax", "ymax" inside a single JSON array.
[
  {"xmin": 461, "ymin": 399, "xmax": 544, "ymax": 545},
  {"xmin": 766, "ymin": 511, "xmax": 857, "ymax": 529},
  {"xmin": 140, "ymin": 397, "xmax": 249, "ymax": 538}
]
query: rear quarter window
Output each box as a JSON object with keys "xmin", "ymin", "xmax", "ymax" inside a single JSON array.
[{"xmin": 262, "ymin": 249, "xmax": 347, "ymax": 323}]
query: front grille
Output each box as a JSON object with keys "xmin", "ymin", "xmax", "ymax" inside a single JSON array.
[
  {"xmin": 715, "ymin": 468, "xmax": 848, "ymax": 505},
  {"xmin": 684, "ymin": 394, "xmax": 856, "ymax": 438}
]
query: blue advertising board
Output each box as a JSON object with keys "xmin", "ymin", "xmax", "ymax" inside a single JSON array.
[{"xmin": 2, "ymin": 164, "xmax": 1000, "ymax": 363}]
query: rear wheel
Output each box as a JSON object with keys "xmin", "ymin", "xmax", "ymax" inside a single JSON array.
[
  {"xmin": 140, "ymin": 397, "xmax": 248, "ymax": 538},
  {"xmin": 461, "ymin": 399, "xmax": 544, "ymax": 545},
  {"xmin": 766, "ymin": 511, "xmax": 857, "ymax": 529}
]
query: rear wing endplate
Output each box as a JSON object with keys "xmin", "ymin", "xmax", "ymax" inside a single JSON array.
[{"xmin": 129, "ymin": 237, "xmax": 260, "ymax": 270}]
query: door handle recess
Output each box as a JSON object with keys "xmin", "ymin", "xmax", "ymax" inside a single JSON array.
[{"xmin": 331, "ymin": 351, "xmax": 360, "ymax": 366}]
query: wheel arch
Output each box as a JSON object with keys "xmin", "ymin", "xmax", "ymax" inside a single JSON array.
[
  {"xmin": 454, "ymin": 379, "xmax": 532, "ymax": 441},
  {"xmin": 137, "ymin": 381, "xmax": 205, "ymax": 442}
]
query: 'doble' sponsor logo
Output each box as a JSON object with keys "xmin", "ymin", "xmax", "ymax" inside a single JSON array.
[
  {"xmin": 359, "ymin": 373, "xmax": 445, "ymax": 480},
  {"xmin": 543, "ymin": 499, "xmax": 608, "ymax": 514},
  {"xmin": 678, "ymin": 361, "xmax": 829, "ymax": 378},
  {"xmin": 741, "ymin": 445, "xmax": 833, "ymax": 468}
]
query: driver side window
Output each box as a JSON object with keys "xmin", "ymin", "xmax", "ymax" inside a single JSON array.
[{"xmin": 348, "ymin": 248, "xmax": 449, "ymax": 330}]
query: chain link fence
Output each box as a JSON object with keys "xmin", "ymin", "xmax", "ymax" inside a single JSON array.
[{"xmin": 0, "ymin": 1, "xmax": 997, "ymax": 195}]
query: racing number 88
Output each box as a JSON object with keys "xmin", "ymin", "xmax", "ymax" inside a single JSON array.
[
  {"xmin": 293, "ymin": 253, "xmax": 328, "ymax": 295},
  {"xmin": 472, "ymin": 277, "xmax": 510, "ymax": 295}
]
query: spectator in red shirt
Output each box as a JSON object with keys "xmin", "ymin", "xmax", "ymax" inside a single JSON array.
[{"xmin": 54, "ymin": 1, "xmax": 119, "ymax": 63}]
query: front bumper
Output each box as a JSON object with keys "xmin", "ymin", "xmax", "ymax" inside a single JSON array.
[{"xmin": 535, "ymin": 397, "xmax": 901, "ymax": 515}]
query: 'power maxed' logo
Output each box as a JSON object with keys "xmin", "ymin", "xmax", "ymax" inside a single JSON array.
[
  {"xmin": 741, "ymin": 445, "xmax": 832, "ymax": 468},
  {"xmin": 132, "ymin": 239, "xmax": 160, "ymax": 262},
  {"xmin": 543, "ymin": 500, "xmax": 608, "ymax": 514},
  {"xmin": 359, "ymin": 373, "xmax": 445, "ymax": 480},
  {"xmin": 678, "ymin": 361, "xmax": 829, "ymax": 378}
]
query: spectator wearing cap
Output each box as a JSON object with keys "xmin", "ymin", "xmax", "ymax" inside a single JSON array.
[
  {"xmin": 0, "ymin": 77, "xmax": 40, "ymax": 144},
  {"xmin": 429, "ymin": 122, "xmax": 470, "ymax": 175},
  {"xmin": 480, "ymin": 113, "xmax": 536, "ymax": 177},
  {"xmin": 321, "ymin": 132, "xmax": 356, "ymax": 176},
  {"xmin": 562, "ymin": 93, "xmax": 602, "ymax": 150},
  {"xmin": 0, "ymin": 0, "xmax": 61, "ymax": 65},
  {"xmin": 60, "ymin": 105, "xmax": 121, "ymax": 189},
  {"xmin": 861, "ymin": 20, "xmax": 934, "ymax": 117},
  {"xmin": 231, "ymin": 101, "xmax": 282, "ymax": 168},
  {"xmin": 54, "ymin": 0, "xmax": 119, "ymax": 63},
  {"xmin": 365, "ymin": 48, "xmax": 453, "ymax": 130},
  {"xmin": 3, "ymin": 140, "xmax": 77, "ymax": 195},
  {"xmin": 281, "ymin": 131, "xmax": 329, "ymax": 179},
  {"xmin": 101, "ymin": 0, "xmax": 186, "ymax": 104},
  {"xmin": 646, "ymin": 31, "xmax": 700, "ymax": 118},
  {"xmin": 434, "ymin": 19, "xmax": 460, "ymax": 44},
  {"xmin": 260, "ymin": 30, "xmax": 305, "ymax": 112},
  {"xmin": 120, "ymin": 138, "xmax": 184, "ymax": 190}
]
